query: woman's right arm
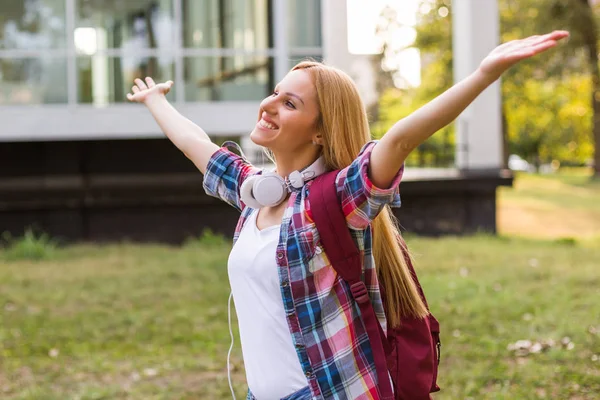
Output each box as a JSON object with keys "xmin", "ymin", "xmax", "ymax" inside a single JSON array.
[{"xmin": 127, "ymin": 77, "xmax": 219, "ymax": 175}]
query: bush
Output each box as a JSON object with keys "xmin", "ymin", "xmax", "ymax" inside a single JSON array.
[
  {"xmin": 183, "ymin": 228, "xmax": 229, "ymax": 249},
  {"xmin": 1, "ymin": 228, "xmax": 59, "ymax": 261}
]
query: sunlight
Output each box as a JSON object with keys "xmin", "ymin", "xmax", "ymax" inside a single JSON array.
[{"xmin": 347, "ymin": 0, "xmax": 421, "ymax": 87}]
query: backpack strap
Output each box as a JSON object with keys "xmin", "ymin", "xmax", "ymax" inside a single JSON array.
[{"xmin": 309, "ymin": 170, "xmax": 395, "ymax": 400}]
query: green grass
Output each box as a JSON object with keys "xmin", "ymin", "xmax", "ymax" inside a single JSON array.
[
  {"xmin": 1, "ymin": 171, "xmax": 599, "ymax": 399},
  {"xmin": 0, "ymin": 237, "xmax": 245, "ymax": 399}
]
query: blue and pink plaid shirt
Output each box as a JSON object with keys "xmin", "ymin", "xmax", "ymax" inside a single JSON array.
[{"xmin": 203, "ymin": 140, "xmax": 403, "ymax": 400}]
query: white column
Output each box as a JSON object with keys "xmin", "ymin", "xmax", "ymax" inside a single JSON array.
[
  {"xmin": 272, "ymin": 0, "xmax": 290, "ymax": 82},
  {"xmin": 322, "ymin": 0, "xmax": 352, "ymax": 69},
  {"xmin": 322, "ymin": 0, "xmax": 378, "ymax": 108},
  {"xmin": 173, "ymin": 0, "xmax": 184, "ymax": 103},
  {"xmin": 453, "ymin": 0, "xmax": 503, "ymax": 170},
  {"xmin": 66, "ymin": 0, "xmax": 77, "ymax": 107}
]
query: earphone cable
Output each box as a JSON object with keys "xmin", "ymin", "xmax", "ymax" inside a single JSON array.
[
  {"xmin": 227, "ymin": 290, "xmax": 237, "ymax": 400},
  {"xmin": 222, "ymin": 140, "xmax": 251, "ymax": 165}
]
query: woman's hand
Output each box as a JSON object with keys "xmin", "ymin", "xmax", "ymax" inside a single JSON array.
[
  {"xmin": 479, "ymin": 30, "xmax": 570, "ymax": 83},
  {"xmin": 127, "ymin": 77, "xmax": 173, "ymax": 104}
]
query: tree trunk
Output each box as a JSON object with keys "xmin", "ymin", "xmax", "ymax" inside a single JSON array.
[
  {"xmin": 579, "ymin": 0, "xmax": 600, "ymax": 177},
  {"xmin": 502, "ymin": 101, "xmax": 510, "ymax": 170}
]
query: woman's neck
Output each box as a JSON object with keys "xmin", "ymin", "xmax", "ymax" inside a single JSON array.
[{"xmin": 272, "ymin": 147, "xmax": 321, "ymax": 178}]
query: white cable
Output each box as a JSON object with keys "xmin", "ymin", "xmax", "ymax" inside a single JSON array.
[{"xmin": 227, "ymin": 290, "xmax": 237, "ymax": 400}]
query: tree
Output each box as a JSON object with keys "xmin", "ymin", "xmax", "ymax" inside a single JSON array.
[
  {"xmin": 506, "ymin": 0, "xmax": 600, "ymax": 175},
  {"xmin": 374, "ymin": 0, "xmax": 597, "ymax": 173},
  {"xmin": 555, "ymin": 0, "xmax": 600, "ymax": 176},
  {"xmin": 370, "ymin": 1, "xmax": 455, "ymax": 167},
  {"xmin": 369, "ymin": 6, "xmax": 406, "ymax": 128}
]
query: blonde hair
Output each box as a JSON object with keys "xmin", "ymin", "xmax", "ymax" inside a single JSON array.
[{"xmin": 292, "ymin": 61, "xmax": 428, "ymax": 327}]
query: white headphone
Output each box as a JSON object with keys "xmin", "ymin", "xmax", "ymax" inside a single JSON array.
[{"xmin": 240, "ymin": 156, "xmax": 328, "ymax": 209}]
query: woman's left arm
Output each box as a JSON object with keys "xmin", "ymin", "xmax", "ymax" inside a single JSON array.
[{"xmin": 369, "ymin": 30, "xmax": 570, "ymax": 188}]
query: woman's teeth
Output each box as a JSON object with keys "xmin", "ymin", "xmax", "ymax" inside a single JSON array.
[{"xmin": 259, "ymin": 119, "xmax": 278, "ymax": 130}]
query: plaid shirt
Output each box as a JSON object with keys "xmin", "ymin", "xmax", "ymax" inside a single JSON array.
[{"xmin": 203, "ymin": 140, "xmax": 403, "ymax": 400}]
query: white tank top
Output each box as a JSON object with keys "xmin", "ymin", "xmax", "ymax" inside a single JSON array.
[{"xmin": 227, "ymin": 210, "xmax": 308, "ymax": 399}]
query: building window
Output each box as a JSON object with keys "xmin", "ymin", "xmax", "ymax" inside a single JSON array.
[
  {"xmin": 184, "ymin": 55, "xmax": 272, "ymax": 102},
  {"xmin": 0, "ymin": 57, "xmax": 68, "ymax": 104},
  {"xmin": 75, "ymin": 0, "xmax": 175, "ymax": 53},
  {"xmin": 0, "ymin": 0, "xmax": 323, "ymax": 106},
  {"xmin": 77, "ymin": 56, "xmax": 175, "ymax": 105},
  {"xmin": 182, "ymin": 0, "xmax": 270, "ymax": 49},
  {"xmin": 181, "ymin": 0, "xmax": 272, "ymax": 101},
  {"xmin": 288, "ymin": 0, "xmax": 321, "ymax": 48},
  {"xmin": 0, "ymin": 0, "xmax": 67, "ymax": 50},
  {"xmin": 74, "ymin": 0, "xmax": 175, "ymax": 105},
  {"xmin": 0, "ymin": 0, "xmax": 67, "ymax": 104}
]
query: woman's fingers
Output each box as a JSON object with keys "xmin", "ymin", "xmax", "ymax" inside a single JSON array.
[
  {"xmin": 507, "ymin": 40, "xmax": 558, "ymax": 63},
  {"xmin": 517, "ymin": 35, "xmax": 561, "ymax": 56},
  {"xmin": 526, "ymin": 33, "xmax": 559, "ymax": 47},
  {"xmin": 157, "ymin": 82, "xmax": 170, "ymax": 93},
  {"xmin": 500, "ymin": 31, "xmax": 566, "ymax": 59},
  {"xmin": 134, "ymin": 78, "xmax": 148, "ymax": 90},
  {"xmin": 127, "ymin": 77, "xmax": 171, "ymax": 101},
  {"xmin": 528, "ymin": 40, "xmax": 558, "ymax": 56},
  {"xmin": 127, "ymin": 91, "xmax": 142, "ymax": 102},
  {"xmin": 549, "ymin": 30, "xmax": 570, "ymax": 40},
  {"xmin": 524, "ymin": 31, "xmax": 569, "ymax": 48}
]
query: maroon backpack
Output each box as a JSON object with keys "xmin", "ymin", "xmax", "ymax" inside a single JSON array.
[{"xmin": 309, "ymin": 170, "xmax": 441, "ymax": 400}]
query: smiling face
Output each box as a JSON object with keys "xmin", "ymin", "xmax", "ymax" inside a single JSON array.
[{"xmin": 250, "ymin": 69, "xmax": 321, "ymax": 154}]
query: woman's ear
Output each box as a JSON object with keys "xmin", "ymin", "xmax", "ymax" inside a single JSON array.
[{"xmin": 312, "ymin": 134, "xmax": 323, "ymax": 146}]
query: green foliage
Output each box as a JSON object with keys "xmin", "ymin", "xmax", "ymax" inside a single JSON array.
[
  {"xmin": 183, "ymin": 228, "xmax": 229, "ymax": 248},
  {"xmin": 374, "ymin": 87, "xmax": 455, "ymax": 167},
  {"xmin": 372, "ymin": 0, "xmax": 456, "ymax": 167},
  {"xmin": 1, "ymin": 228, "xmax": 58, "ymax": 261},
  {"xmin": 505, "ymin": 74, "xmax": 594, "ymax": 165},
  {"xmin": 374, "ymin": 0, "xmax": 597, "ymax": 167}
]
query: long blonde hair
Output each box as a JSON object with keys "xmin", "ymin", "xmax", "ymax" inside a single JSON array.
[{"xmin": 292, "ymin": 61, "xmax": 429, "ymax": 327}]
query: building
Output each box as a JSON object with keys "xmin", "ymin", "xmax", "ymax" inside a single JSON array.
[{"xmin": 0, "ymin": 0, "xmax": 510, "ymax": 243}]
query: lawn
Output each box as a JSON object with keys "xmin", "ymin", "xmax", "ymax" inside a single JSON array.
[
  {"xmin": 1, "ymin": 171, "xmax": 599, "ymax": 399},
  {"xmin": 498, "ymin": 168, "xmax": 600, "ymax": 240}
]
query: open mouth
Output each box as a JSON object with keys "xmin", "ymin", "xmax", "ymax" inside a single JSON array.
[{"xmin": 258, "ymin": 118, "xmax": 279, "ymax": 130}]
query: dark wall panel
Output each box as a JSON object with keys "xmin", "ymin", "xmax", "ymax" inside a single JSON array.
[{"xmin": 0, "ymin": 140, "xmax": 512, "ymax": 243}]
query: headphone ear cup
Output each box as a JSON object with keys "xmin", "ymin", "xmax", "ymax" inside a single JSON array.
[
  {"xmin": 288, "ymin": 170, "xmax": 304, "ymax": 189},
  {"xmin": 240, "ymin": 175, "xmax": 264, "ymax": 209},
  {"xmin": 253, "ymin": 173, "xmax": 287, "ymax": 207}
]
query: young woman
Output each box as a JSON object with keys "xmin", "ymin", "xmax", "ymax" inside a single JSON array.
[{"xmin": 127, "ymin": 31, "xmax": 569, "ymax": 400}]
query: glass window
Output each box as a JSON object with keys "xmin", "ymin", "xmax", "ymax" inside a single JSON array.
[
  {"xmin": 0, "ymin": 0, "xmax": 67, "ymax": 50},
  {"xmin": 288, "ymin": 55, "xmax": 323, "ymax": 70},
  {"xmin": 75, "ymin": 0, "xmax": 174, "ymax": 53},
  {"xmin": 182, "ymin": 0, "xmax": 270, "ymax": 49},
  {"xmin": 0, "ymin": 57, "xmax": 68, "ymax": 104},
  {"xmin": 288, "ymin": 0, "xmax": 321, "ymax": 48},
  {"xmin": 184, "ymin": 55, "xmax": 272, "ymax": 101},
  {"xmin": 77, "ymin": 56, "xmax": 175, "ymax": 104}
]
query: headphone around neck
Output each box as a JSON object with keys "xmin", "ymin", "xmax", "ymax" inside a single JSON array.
[{"xmin": 240, "ymin": 156, "xmax": 328, "ymax": 209}]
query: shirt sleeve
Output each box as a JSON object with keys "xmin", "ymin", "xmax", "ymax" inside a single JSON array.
[
  {"xmin": 336, "ymin": 140, "xmax": 403, "ymax": 230},
  {"xmin": 202, "ymin": 143, "xmax": 262, "ymax": 212}
]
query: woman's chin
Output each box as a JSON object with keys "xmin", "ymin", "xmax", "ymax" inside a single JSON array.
[{"xmin": 249, "ymin": 129, "xmax": 274, "ymax": 147}]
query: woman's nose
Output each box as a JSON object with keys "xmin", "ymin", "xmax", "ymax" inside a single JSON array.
[{"xmin": 260, "ymin": 94, "xmax": 276, "ymax": 112}]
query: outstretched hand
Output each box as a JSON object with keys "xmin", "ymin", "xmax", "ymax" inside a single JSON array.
[
  {"xmin": 127, "ymin": 77, "xmax": 173, "ymax": 104},
  {"xmin": 479, "ymin": 30, "xmax": 570, "ymax": 82}
]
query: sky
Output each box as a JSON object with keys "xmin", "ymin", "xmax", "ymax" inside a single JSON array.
[{"xmin": 347, "ymin": 0, "xmax": 422, "ymax": 86}]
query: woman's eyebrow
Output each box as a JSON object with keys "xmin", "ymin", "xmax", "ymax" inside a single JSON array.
[{"xmin": 285, "ymin": 92, "xmax": 305, "ymax": 105}]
